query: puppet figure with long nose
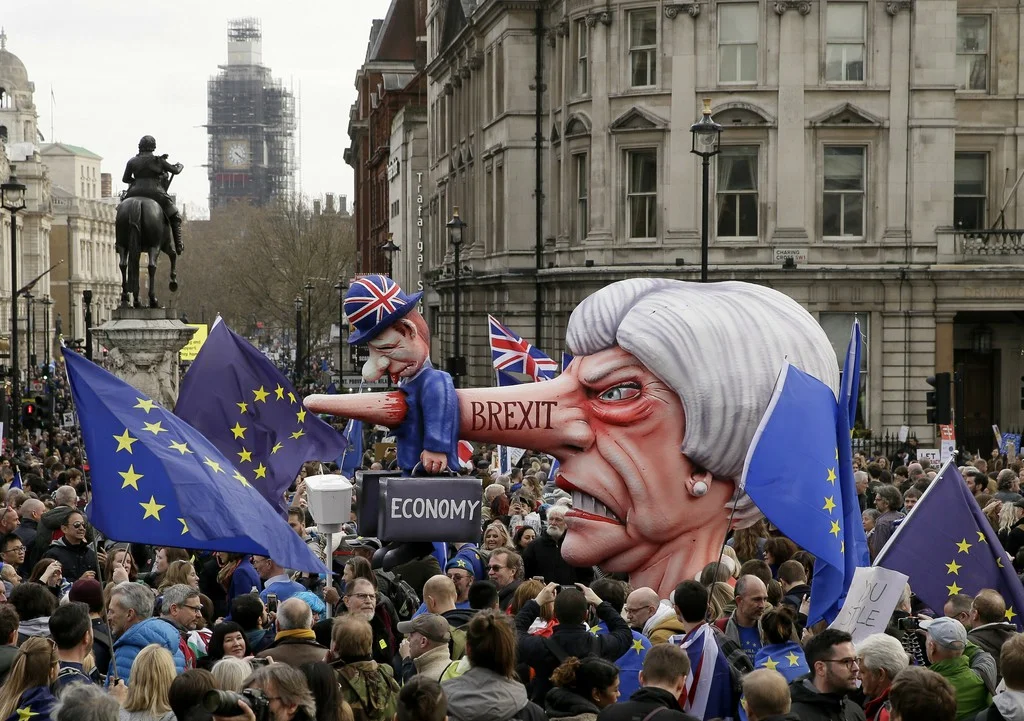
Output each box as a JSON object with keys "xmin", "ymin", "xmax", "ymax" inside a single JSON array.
[
  {"xmin": 343, "ymin": 275, "xmax": 459, "ymax": 475},
  {"xmin": 312, "ymin": 278, "xmax": 839, "ymax": 597}
]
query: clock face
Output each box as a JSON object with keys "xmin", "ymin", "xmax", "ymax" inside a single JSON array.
[{"xmin": 223, "ymin": 140, "xmax": 250, "ymax": 169}]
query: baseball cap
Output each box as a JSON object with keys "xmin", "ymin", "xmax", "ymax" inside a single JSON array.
[
  {"xmin": 397, "ymin": 613, "xmax": 451, "ymax": 642},
  {"xmin": 920, "ymin": 617, "xmax": 967, "ymax": 650}
]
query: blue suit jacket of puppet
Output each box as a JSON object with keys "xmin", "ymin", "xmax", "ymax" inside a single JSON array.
[{"xmin": 396, "ymin": 365, "xmax": 461, "ymax": 473}]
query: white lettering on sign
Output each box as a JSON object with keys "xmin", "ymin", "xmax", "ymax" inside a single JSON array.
[
  {"xmin": 390, "ymin": 497, "xmax": 482, "ymax": 520},
  {"xmin": 829, "ymin": 566, "xmax": 908, "ymax": 643},
  {"xmin": 415, "ymin": 173, "xmax": 425, "ymax": 301}
]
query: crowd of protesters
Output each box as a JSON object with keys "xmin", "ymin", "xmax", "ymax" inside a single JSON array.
[{"xmin": 2, "ymin": 360, "xmax": 1024, "ymax": 721}]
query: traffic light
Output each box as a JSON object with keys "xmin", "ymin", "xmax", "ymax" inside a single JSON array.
[
  {"xmin": 926, "ymin": 372, "xmax": 952, "ymax": 425},
  {"xmin": 21, "ymin": 400, "xmax": 39, "ymax": 429},
  {"xmin": 34, "ymin": 395, "xmax": 51, "ymax": 425}
]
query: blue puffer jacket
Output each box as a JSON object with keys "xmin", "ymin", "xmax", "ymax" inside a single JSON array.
[{"xmin": 110, "ymin": 618, "xmax": 186, "ymax": 682}]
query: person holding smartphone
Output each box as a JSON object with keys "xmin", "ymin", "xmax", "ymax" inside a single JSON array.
[{"xmin": 41, "ymin": 511, "xmax": 98, "ymax": 583}]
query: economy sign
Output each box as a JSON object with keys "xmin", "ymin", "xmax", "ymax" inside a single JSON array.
[{"xmin": 377, "ymin": 476, "xmax": 483, "ymax": 542}]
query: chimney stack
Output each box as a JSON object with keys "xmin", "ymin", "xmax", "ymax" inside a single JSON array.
[
  {"xmin": 313, "ymin": 199, "xmax": 322, "ymax": 216},
  {"xmin": 325, "ymin": 193, "xmax": 335, "ymax": 214},
  {"xmin": 339, "ymin": 195, "xmax": 348, "ymax": 215}
]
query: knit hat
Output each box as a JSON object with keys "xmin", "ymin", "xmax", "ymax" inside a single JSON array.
[{"xmin": 69, "ymin": 578, "xmax": 104, "ymax": 613}]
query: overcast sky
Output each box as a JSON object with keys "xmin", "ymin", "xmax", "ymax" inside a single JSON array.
[{"xmin": 5, "ymin": 0, "xmax": 391, "ymax": 218}]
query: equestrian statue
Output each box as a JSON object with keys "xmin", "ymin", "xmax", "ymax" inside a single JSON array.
[{"xmin": 116, "ymin": 135, "xmax": 183, "ymax": 308}]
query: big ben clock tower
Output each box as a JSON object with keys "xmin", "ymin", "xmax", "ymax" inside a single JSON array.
[{"xmin": 207, "ymin": 18, "xmax": 295, "ymax": 211}]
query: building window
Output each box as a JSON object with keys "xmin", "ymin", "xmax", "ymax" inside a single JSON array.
[
  {"xmin": 628, "ymin": 9, "xmax": 657, "ymax": 88},
  {"xmin": 574, "ymin": 153, "xmax": 589, "ymax": 241},
  {"xmin": 823, "ymin": 146, "xmax": 865, "ymax": 238},
  {"xmin": 954, "ymin": 152, "xmax": 987, "ymax": 230},
  {"xmin": 575, "ymin": 20, "xmax": 589, "ymax": 96},
  {"xmin": 819, "ymin": 312, "xmax": 869, "ymax": 428},
  {"xmin": 626, "ymin": 149, "xmax": 657, "ymax": 239},
  {"xmin": 495, "ymin": 164, "xmax": 506, "ymax": 252},
  {"xmin": 716, "ymin": 146, "xmax": 758, "ymax": 238},
  {"xmin": 957, "ymin": 16, "xmax": 989, "ymax": 91},
  {"xmin": 718, "ymin": 4, "xmax": 757, "ymax": 83},
  {"xmin": 495, "ymin": 43, "xmax": 505, "ymax": 115},
  {"xmin": 825, "ymin": 4, "xmax": 866, "ymax": 82}
]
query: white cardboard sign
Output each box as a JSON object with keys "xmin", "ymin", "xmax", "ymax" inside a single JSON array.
[{"xmin": 829, "ymin": 566, "xmax": 909, "ymax": 643}]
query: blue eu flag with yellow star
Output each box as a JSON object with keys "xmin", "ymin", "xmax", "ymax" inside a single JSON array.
[
  {"xmin": 62, "ymin": 347, "xmax": 326, "ymax": 573},
  {"xmin": 176, "ymin": 320, "xmax": 346, "ymax": 515},
  {"xmin": 741, "ymin": 323, "xmax": 869, "ymax": 625},
  {"xmin": 875, "ymin": 462, "xmax": 1024, "ymax": 630}
]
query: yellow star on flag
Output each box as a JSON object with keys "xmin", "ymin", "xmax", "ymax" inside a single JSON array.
[
  {"xmin": 16, "ymin": 707, "xmax": 39, "ymax": 721},
  {"xmin": 946, "ymin": 582, "xmax": 962, "ymax": 596},
  {"xmin": 786, "ymin": 652, "xmax": 801, "ymax": 666},
  {"xmin": 632, "ymin": 638, "xmax": 645, "ymax": 653},
  {"xmin": 230, "ymin": 422, "xmax": 247, "ymax": 439},
  {"xmin": 287, "ymin": 392, "xmax": 296, "ymax": 404},
  {"xmin": 826, "ymin": 468, "xmax": 837, "ymax": 485},
  {"xmin": 823, "ymin": 496, "xmax": 836, "ymax": 514},
  {"xmin": 271, "ymin": 442, "xmax": 283, "ymax": 454},
  {"xmin": 275, "ymin": 384, "xmax": 285, "ymax": 400},
  {"xmin": 253, "ymin": 386, "xmax": 270, "ymax": 403},
  {"xmin": 134, "ymin": 398, "xmax": 156, "ymax": 413},
  {"xmin": 977, "ymin": 531, "xmax": 987, "ymax": 543},
  {"xmin": 296, "ymin": 409, "xmax": 307, "ymax": 423},
  {"xmin": 169, "ymin": 440, "xmax": 193, "ymax": 455},
  {"xmin": 998, "ymin": 557, "xmax": 1005, "ymax": 568},
  {"xmin": 237, "ymin": 448, "xmax": 253, "ymax": 463},
  {"xmin": 762, "ymin": 657, "xmax": 779, "ymax": 671},
  {"xmin": 290, "ymin": 429, "xmax": 306, "ymax": 440},
  {"xmin": 178, "ymin": 518, "xmax": 189, "ymax": 535},
  {"xmin": 119, "ymin": 465, "xmax": 143, "ymax": 490},
  {"xmin": 113, "ymin": 429, "xmax": 138, "ymax": 453},
  {"xmin": 203, "ymin": 457, "xmax": 224, "ymax": 474},
  {"xmin": 237, "ymin": 401, "xmax": 249, "ymax": 414},
  {"xmin": 956, "ymin": 538, "xmax": 972, "ymax": 554},
  {"xmin": 233, "ymin": 470, "xmax": 251, "ymax": 488},
  {"xmin": 829, "ymin": 520, "xmax": 841, "ymax": 537},
  {"xmin": 142, "ymin": 421, "xmax": 167, "ymax": 435},
  {"xmin": 1007, "ymin": 607, "xmax": 1018, "ymax": 623},
  {"xmin": 589, "ymin": 625, "xmax": 601, "ymax": 636},
  {"xmin": 140, "ymin": 496, "xmax": 165, "ymax": 521},
  {"xmin": 945, "ymin": 560, "xmax": 962, "ymax": 575},
  {"xmin": 254, "ymin": 463, "xmax": 268, "ymax": 479}
]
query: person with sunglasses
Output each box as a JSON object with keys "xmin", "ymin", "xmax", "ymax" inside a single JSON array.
[
  {"xmin": 789, "ymin": 629, "xmax": 866, "ymax": 721},
  {"xmin": 40, "ymin": 512, "xmax": 98, "ymax": 584}
]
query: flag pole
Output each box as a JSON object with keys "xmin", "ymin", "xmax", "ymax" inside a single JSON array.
[{"xmin": 873, "ymin": 450, "xmax": 959, "ymax": 568}]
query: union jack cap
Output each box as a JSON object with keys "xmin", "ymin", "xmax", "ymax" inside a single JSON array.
[{"xmin": 344, "ymin": 275, "xmax": 423, "ymax": 345}]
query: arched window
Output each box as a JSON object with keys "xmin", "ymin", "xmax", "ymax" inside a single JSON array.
[
  {"xmin": 0, "ymin": 125, "xmax": 7, "ymax": 142},
  {"xmin": 0, "ymin": 88, "xmax": 9, "ymax": 110}
]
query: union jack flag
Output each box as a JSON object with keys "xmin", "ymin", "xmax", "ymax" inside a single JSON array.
[
  {"xmin": 487, "ymin": 315, "xmax": 558, "ymax": 381},
  {"xmin": 345, "ymin": 276, "xmax": 406, "ymax": 325}
]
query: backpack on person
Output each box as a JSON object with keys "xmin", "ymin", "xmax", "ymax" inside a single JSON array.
[{"xmin": 374, "ymin": 569, "xmax": 420, "ymax": 622}]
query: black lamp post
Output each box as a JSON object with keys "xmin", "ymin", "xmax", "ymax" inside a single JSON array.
[
  {"xmin": 381, "ymin": 233, "xmax": 401, "ymax": 279},
  {"xmin": 24, "ymin": 291, "xmax": 33, "ymax": 383},
  {"xmin": 446, "ymin": 206, "xmax": 466, "ymax": 387},
  {"xmin": 304, "ymin": 281, "xmax": 314, "ymax": 379},
  {"xmin": 334, "ymin": 278, "xmax": 348, "ymax": 387},
  {"xmin": 2, "ymin": 168, "xmax": 27, "ymax": 442},
  {"xmin": 294, "ymin": 295, "xmax": 303, "ymax": 387},
  {"xmin": 83, "ymin": 289, "xmax": 93, "ymax": 362},
  {"xmin": 690, "ymin": 98, "xmax": 723, "ymax": 283},
  {"xmin": 42, "ymin": 296, "xmax": 52, "ymax": 370}
]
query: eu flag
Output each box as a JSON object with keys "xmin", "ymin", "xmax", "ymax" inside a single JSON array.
[
  {"xmin": 875, "ymin": 463, "xmax": 1024, "ymax": 629},
  {"xmin": 742, "ymin": 360, "xmax": 867, "ymax": 625},
  {"xmin": 340, "ymin": 419, "xmax": 364, "ymax": 478},
  {"xmin": 61, "ymin": 348, "xmax": 326, "ymax": 573},
  {"xmin": 176, "ymin": 321, "xmax": 346, "ymax": 515}
]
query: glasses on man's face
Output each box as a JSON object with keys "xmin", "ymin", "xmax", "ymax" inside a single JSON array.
[
  {"xmin": 347, "ymin": 592, "xmax": 376, "ymax": 603},
  {"xmin": 2, "ymin": 545, "xmax": 24, "ymax": 554},
  {"xmin": 447, "ymin": 573, "xmax": 470, "ymax": 583},
  {"xmin": 182, "ymin": 604, "xmax": 203, "ymax": 615},
  {"xmin": 487, "ymin": 564, "xmax": 505, "ymax": 572},
  {"xmin": 624, "ymin": 606, "xmax": 651, "ymax": 616},
  {"xmin": 823, "ymin": 657, "xmax": 860, "ymax": 670},
  {"xmin": 68, "ymin": 522, "xmax": 86, "ymax": 530}
]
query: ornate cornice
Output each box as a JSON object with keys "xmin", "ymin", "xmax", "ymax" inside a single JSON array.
[
  {"xmin": 469, "ymin": 51, "xmax": 483, "ymax": 70},
  {"xmin": 884, "ymin": 0, "xmax": 913, "ymax": 14},
  {"xmin": 546, "ymin": 29, "xmax": 557, "ymax": 47},
  {"xmin": 584, "ymin": 11, "xmax": 612, "ymax": 27},
  {"xmin": 665, "ymin": 2, "xmax": 701, "ymax": 18},
  {"xmin": 443, "ymin": 82, "xmax": 453, "ymax": 96},
  {"xmin": 557, "ymin": 18, "xmax": 570, "ymax": 36},
  {"xmin": 773, "ymin": 0, "xmax": 812, "ymax": 14},
  {"xmin": 459, "ymin": 65, "xmax": 471, "ymax": 79}
]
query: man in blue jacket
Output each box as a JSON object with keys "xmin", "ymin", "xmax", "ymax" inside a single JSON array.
[{"xmin": 106, "ymin": 582, "xmax": 185, "ymax": 682}]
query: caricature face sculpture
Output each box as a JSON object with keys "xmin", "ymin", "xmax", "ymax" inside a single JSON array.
[{"xmin": 307, "ymin": 278, "xmax": 839, "ymax": 597}]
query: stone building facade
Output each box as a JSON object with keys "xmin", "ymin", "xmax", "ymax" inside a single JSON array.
[{"xmin": 396, "ymin": 0, "xmax": 1024, "ymax": 451}]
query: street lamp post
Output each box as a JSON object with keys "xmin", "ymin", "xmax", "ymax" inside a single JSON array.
[
  {"xmin": 380, "ymin": 233, "xmax": 401, "ymax": 279},
  {"xmin": 2, "ymin": 168, "xmax": 27, "ymax": 443},
  {"xmin": 24, "ymin": 292, "xmax": 33, "ymax": 383},
  {"xmin": 42, "ymin": 296, "xmax": 52, "ymax": 370},
  {"xmin": 446, "ymin": 207, "xmax": 466, "ymax": 387},
  {"xmin": 304, "ymin": 281, "xmax": 314, "ymax": 379},
  {"xmin": 690, "ymin": 98, "xmax": 724, "ymax": 283},
  {"xmin": 83, "ymin": 289, "xmax": 94, "ymax": 362},
  {"xmin": 294, "ymin": 295, "xmax": 303, "ymax": 388},
  {"xmin": 334, "ymin": 279, "xmax": 348, "ymax": 387}
]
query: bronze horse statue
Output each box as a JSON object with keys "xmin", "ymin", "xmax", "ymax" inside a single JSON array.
[{"xmin": 115, "ymin": 175, "xmax": 180, "ymax": 308}]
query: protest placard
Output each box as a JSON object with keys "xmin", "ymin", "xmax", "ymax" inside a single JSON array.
[{"xmin": 829, "ymin": 566, "xmax": 909, "ymax": 643}]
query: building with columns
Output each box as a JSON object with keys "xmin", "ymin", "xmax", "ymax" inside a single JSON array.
[{"xmin": 0, "ymin": 30, "xmax": 53, "ymax": 381}]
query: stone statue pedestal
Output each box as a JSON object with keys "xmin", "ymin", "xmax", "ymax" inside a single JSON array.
[{"xmin": 92, "ymin": 308, "xmax": 197, "ymax": 409}]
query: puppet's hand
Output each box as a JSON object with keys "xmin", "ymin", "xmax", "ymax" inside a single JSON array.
[{"xmin": 421, "ymin": 450, "xmax": 448, "ymax": 475}]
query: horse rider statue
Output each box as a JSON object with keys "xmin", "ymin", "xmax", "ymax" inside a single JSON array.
[{"xmin": 121, "ymin": 135, "xmax": 184, "ymax": 254}]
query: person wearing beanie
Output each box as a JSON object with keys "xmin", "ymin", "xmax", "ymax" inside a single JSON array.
[{"xmin": 69, "ymin": 579, "xmax": 112, "ymax": 677}]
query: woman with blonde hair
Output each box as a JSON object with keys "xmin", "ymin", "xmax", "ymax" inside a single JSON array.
[
  {"xmin": 0, "ymin": 637, "xmax": 58, "ymax": 721},
  {"xmin": 481, "ymin": 522, "xmax": 514, "ymax": 552},
  {"xmin": 707, "ymin": 581, "xmax": 735, "ymax": 622},
  {"xmin": 120, "ymin": 644, "xmax": 177, "ymax": 721},
  {"xmin": 158, "ymin": 560, "xmax": 199, "ymax": 592}
]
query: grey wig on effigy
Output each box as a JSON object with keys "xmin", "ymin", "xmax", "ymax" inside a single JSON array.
[{"xmin": 565, "ymin": 278, "xmax": 840, "ymax": 488}]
